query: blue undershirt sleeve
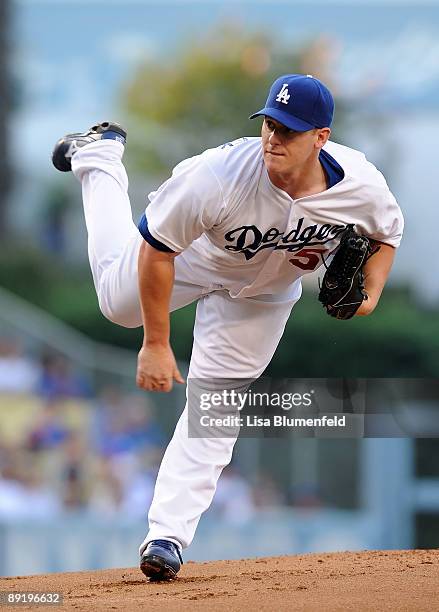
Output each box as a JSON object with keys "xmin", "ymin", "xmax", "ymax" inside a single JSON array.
[
  {"xmin": 138, "ymin": 213, "xmax": 175, "ymax": 253},
  {"xmin": 319, "ymin": 149, "xmax": 345, "ymax": 189}
]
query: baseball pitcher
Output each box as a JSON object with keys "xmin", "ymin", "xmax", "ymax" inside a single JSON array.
[{"xmin": 52, "ymin": 74, "xmax": 403, "ymax": 580}]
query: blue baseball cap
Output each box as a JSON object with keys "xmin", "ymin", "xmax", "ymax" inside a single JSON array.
[{"xmin": 250, "ymin": 74, "xmax": 334, "ymax": 131}]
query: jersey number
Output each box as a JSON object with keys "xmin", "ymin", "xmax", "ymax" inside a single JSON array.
[{"xmin": 289, "ymin": 248, "xmax": 324, "ymax": 271}]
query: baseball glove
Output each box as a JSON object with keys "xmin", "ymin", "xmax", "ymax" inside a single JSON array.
[{"xmin": 318, "ymin": 226, "xmax": 372, "ymax": 320}]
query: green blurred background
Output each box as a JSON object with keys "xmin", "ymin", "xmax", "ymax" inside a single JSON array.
[
  {"xmin": 0, "ymin": 0, "xmax": 438, "ymax": 576},
  {"xmin": 2, "ymin": 3, "xmax": 438, "ymax": 375}
]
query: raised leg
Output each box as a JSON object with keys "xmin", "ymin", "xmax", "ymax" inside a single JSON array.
[{"xmin": 72, "ymin": 140, "xmax": 205, "ymax": 326}]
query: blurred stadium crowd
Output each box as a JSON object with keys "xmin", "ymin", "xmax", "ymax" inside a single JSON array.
[{"xmin": 0, "ymin": 334, "xmax": 293, "ymax": 525}]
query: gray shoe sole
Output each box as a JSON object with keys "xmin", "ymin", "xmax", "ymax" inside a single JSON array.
[{"xmin": 140, "ymin": 554, "xmax": 179, "ymax": 581}]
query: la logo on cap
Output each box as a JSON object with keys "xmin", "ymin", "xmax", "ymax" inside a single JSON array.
[
  {"xmin": 276, "ymin": 83, "xmax": 290, "ymax": 105},
  {"xmin": 249, "ymin": 73, "xmax": 334, "ymax": 131}
]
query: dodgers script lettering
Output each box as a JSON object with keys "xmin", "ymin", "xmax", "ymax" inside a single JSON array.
[{"xmin": 224, "ymin": 217, "xmax": 347, "ymax": 260}]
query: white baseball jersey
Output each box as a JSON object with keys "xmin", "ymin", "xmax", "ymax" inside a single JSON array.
[
  {"xmin": 144, "ymin": 137, "xmax": 403, "ymax": 300},
  {"xmin": 72, "ymin": 136, "xmax": 404, "ymax": 553}
]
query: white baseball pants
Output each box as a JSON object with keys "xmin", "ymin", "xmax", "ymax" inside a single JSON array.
[{"xmin": 72, "ymin": 141, "xmax": 299, "ymax": 552}]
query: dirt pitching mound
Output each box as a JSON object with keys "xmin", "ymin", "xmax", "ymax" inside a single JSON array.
[{"xmin": 1, "ymin": 549, "xmax": 438, "ymax": 611}]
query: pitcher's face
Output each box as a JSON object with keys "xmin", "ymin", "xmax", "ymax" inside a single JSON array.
[{"xmin": 261, "ymin": 117, "xmax": 330, "ymax": 174}]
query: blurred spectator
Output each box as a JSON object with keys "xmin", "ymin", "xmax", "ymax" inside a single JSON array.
[
  {"xmin": 88, "ymin": 453, "xmax": 155, "ymax": 519},
  {"xmin": 92, "ymin": 388, "xmax": 164, "ymax": 458},
  {"xmin": 0, "ymin": 336, "xmax": 40, "ymax": 393},
  {"xmin": 26, "ymin": 400, "xmax": 71, "ymax": 451},
  {"xmin": 118, "ymin": 452, "xmax": 156, "ymax": 519},
  {"xmin": 37, "ymin": 352, "xmax": 92, "ymax": 401},
  {"xmin": 123, "ymin": 394, "xmax": 165, "ymax": 452},
  {"xmin": 88, "ymin": 455, "xmax": 124, "ymax": 517},
  {"xmin": 0, "ymin": 345, "xmax": 177, "ymax": 519},
  {"xmin": 211, "ymin": 466, "xmax": 255, "ymax": 525},
  {"xmin": 19, "ymin": 463, "xmax": 61, "ymax": 518},
  {"xmin": 59, "ymin": 431, "xmax": 89, "ymax": 510},
  {"xmin": 0, "ymin": 444, "xmax": 60, "ymax": 518}
]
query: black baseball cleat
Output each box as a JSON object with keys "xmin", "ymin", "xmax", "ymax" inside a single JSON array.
[
  {"xmin": 140, "ymin": 539, "xmax": 183, "ymax": 581},
  {"xmin": 52, "ymin": 121, "xmax": 127, "ymax": 172}
]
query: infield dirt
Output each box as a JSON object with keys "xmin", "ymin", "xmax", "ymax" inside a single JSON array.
[{"xmin": 1, "ymin": 549, "xmax": 438, "ymax": 611}]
